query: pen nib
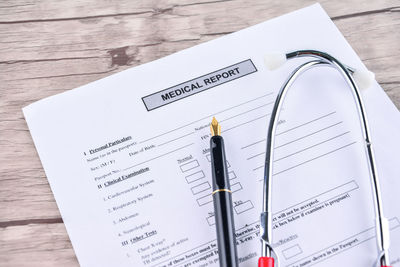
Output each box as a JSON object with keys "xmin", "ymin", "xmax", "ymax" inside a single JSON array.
[{"xmin": 210, "ymin": 117, "xmax": 221, "ymax": 136}]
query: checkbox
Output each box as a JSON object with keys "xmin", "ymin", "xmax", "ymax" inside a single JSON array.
[
  {"xmin": 185, "ymin": 170, "xmax": 205, "ymax": 184},
  {"xmin": 197, "ymin": 194, "xmax": 212, "ymax": 206},
  {"xmin": 231, "ymin": 182, "xmax": 242, "ymax": 192},
  {"xmin": 228, "ymin": 171, "xmax": 237, "ymax": 180},
  {"xmin": 282, "ymin": 244, "xmax": 302, "ymax": 259},
  {"xmin": 234, "ymin": 200, "xmax": 254, "ymax": 214},
  {"xmin": 191, "ymin": 182, "xmax": 211, "ymax": 195},
  {"xmin": 180, "ymin": 160, "xmax": 199, "ymax": 172},
  {"xmin": 206, "ymin": 215, "xmax": 215, "ymax": 226}
]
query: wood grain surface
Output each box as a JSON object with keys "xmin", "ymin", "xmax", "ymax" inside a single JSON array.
[{"xmin": 0, "ymin": 0, "xmax": 399, "ymax": 266}]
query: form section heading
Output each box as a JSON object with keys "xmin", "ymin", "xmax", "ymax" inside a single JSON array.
[{"xmin": 142, "ymin": 59, "xmax": 257, "ymax": 111}]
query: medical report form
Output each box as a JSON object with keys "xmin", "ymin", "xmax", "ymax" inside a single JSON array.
[{"xmin": 23, "ymin": 4, "xmax": 400, "ymax": 267}]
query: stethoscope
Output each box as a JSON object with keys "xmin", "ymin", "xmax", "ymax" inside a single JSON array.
[{"xmin": 258, "ymin": 50, "xmax": 391, "ymax": 267}]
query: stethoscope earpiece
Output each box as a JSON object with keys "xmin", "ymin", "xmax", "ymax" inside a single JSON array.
[
  {"xmin": 353, "ymin": 68, "xmax": 375, "ymax": 91},
  {"xmin": 263, "ymin": 52, "xmax": 287, "ymax": 71}
]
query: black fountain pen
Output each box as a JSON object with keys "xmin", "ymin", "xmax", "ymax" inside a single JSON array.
[{"xmin": 210, "ymin": 117, "xmax": 239, "ymax": 267}]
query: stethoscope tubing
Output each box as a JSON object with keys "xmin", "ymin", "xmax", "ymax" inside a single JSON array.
[{"xmin": 260, "ymin": 50, "xmax": 390, "ymax": 267}]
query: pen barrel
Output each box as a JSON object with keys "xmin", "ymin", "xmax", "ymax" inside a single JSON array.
[
  {"xmin": 210, "ymin": 136, "xmax": 238, "ymax": 267},
  {"xmin": 212, "ymin": 190, "xmax": 238, "ymax": 267}
]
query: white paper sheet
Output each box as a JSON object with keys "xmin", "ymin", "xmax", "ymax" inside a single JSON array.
[{"xmin": 23, "ymin": 4, "xmax": 400, "ymax": 266}]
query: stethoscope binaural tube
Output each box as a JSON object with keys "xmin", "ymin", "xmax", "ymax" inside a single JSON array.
[{"xmin": 258, "ymin": 50, "xmax": 391, "ymax": 267}]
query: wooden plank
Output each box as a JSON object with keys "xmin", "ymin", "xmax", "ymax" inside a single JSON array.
[
  {"xmin": 0, "ymin": 223, "xmax": 79, "ymax": 266},
  {"xmin": 334, "ymin": 8, "xmax": 400, "ymax": 85},
  {"xmin": 0, "ymin": 0, "xmax": 398, "ymax": 23},
  {"xmin": 0, "ymin": 10, "xmax": 398, "ymax": 84},
  {"xmin": 0, "ymin": 0, "xmax": 227, "ymax": 22},
  {"xmin": 1, "ymin": 2, "xmax": 399, "ymax": 62},
  {"xmin": 1, "ymin": 9, "xmax": 399, "ymax": 224},
  {"xmin": 383, "ymin": 83, "xmax": 400, "ymax": 107}
]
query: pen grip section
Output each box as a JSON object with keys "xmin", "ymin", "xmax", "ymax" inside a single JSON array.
[
  {"xmin": 213, "ymin": 191, "xmax": 238, "ymax": 267},
  {"xmin": 210, "ymin": 136, "xmax": 230, "ymax": 190}
]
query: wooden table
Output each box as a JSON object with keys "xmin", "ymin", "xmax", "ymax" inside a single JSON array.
[{"xmin": 0, "ymin": 1, "xmax": 399, "ymax": 266}]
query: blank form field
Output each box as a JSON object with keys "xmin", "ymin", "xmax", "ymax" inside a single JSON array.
[
  {"xmin": 231, "ymin": 182, "xmax": 243, "ymax": 192},
  {"xmin": 234, "ymin": 200, "xmax": 254, "ymax": 214},
  {"xmin": 191, "ymin": 182, "xmax": 211, "ymax": 195},
  {"xmin": 206, "ymin": 216, "xmax": 215, "ymax": 226},
  {"xmin": 197, "ymin": 194, "xmax": 212, "ymax": 206},
  {"xmin": 180, "ymin": 160, "xmax": 199, "ymax": 172},
  {"xmin": 228, "ymin": 171, "xmax": 237, "ymax": 180},
  {"xmin": 282, "ymin": 244, "xmax": 302, "ymax": 259},
  {"xmin": 185, "ymin": 171, "xmax": 205, "ymax": 183}
]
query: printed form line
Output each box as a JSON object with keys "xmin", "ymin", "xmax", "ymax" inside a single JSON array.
[
  {"xmin": 275, "ymin": 121, "xmax": 343, "ymax": 149},
  {"xmin": 276, "ymin": 111, "xmax": 337, "ymax": 136},
  {"xmin": 247, "ymin": 131, "xmax": 350, "ymax": 161},
  {"xmin": 157, "ymin": 132, "xmax": 195, "ymax": 147},
  {"xmin": 139, "ymin": 92, "xmax": 274, "ymax": 143},
  {"xmin": 274, "ymin": 131, "xmax": 350, "ymax": 162},
  {"xmin": 254, "ymin": 141, "xmax": 357, "ymax": 174},
  {"xmin": 123, "ymin": 143, "xmax": 194, "ymax": 171},
  {"xmin": 274, "ymin": 180, "xmax": 358, "ymax": 215},
  {"xmin": 220, "ymin": 101, "xmax": 274, "ymax": 123},
  {"xmin": 241, "ymin": 111, "xmax": 338, "ymax": 150},
  {"xmin": 154, "ymin": 100, "xmax": 274, "ymax": 147},
  {"xmin": 224, "ymin": 113, "xmax": 271, "ymax": 132},
  {"xmin": 274, "ymin": 186, "xmax": 356, "ymax": 226},
  {"xmin": 286, "ymin": 217, "xmax": 400, "ymax": 267}
]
